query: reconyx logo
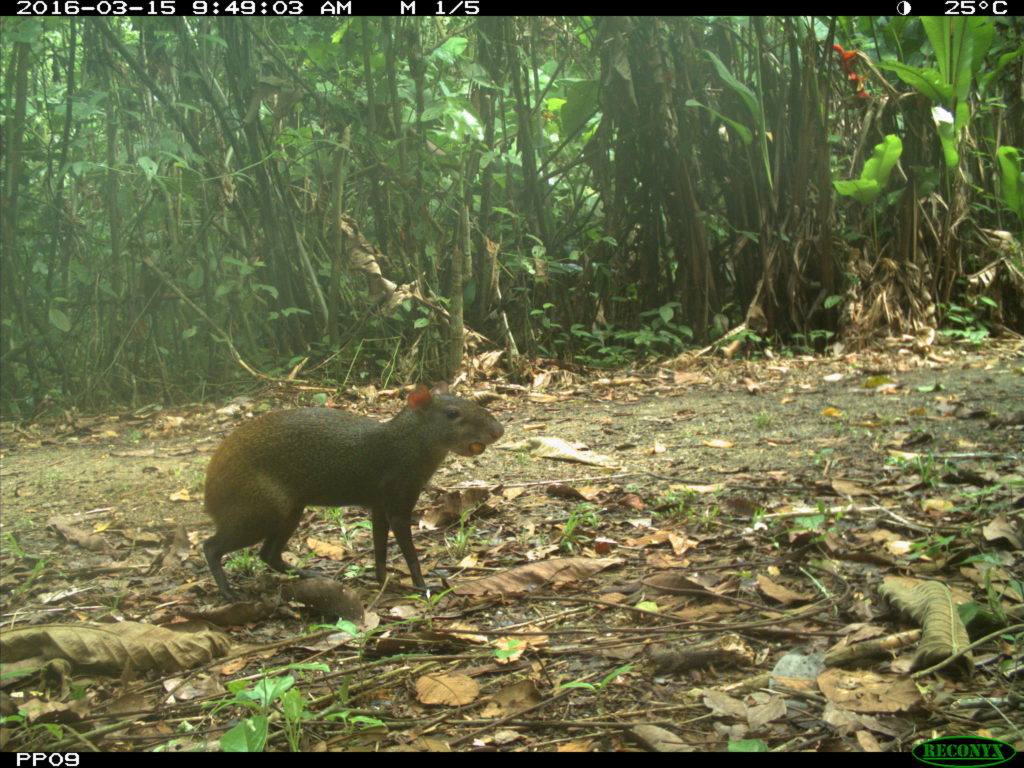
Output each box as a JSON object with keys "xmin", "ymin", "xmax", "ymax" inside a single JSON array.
[{"xmin": 912, "ymin": 737, "xmax": 1016, "ymax": 767}]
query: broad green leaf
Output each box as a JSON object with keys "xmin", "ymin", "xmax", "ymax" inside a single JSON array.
[
  {"xmin": 220, "ymin": 716, "xmax": 268, "ymax": 752},
  {"xmin": 49, "ymin": 307, "xmax": 71, "ymax": 333},
  {"xmin": 561, "ymin": 80, "xmax": 598, "ymax": 140},
  {"xmin": 996, "ymin": 146, "xmax": 1023, "ymax": 220},
  {"xmin": 137, "ymin": 156, "xmax": 158, "ymax": 181},
  {"xmin": 186, "ymin": 266, "xmax": 204, "ymax": 290},
  {"xmin": 861, "ymin": 135, "xmax": 903, "ymax": 187},
  {"xmin": 922, "ymin": 16, "xmax": 954, "ymax": 84},
  {"xmin": 933, "ymin": 110, "xmax": 959, "ymax": 168},
  {"xmin": 705, "ymin": 51, "xmax": 760, "ymax": 125},
  {"xmin": 954, "ymin": 101, "xmax": 970, "ymax": 136},
  {"xmin": 876, "ymin": 61, "xmax": 949, "ymax": 102},
  {"xmin": 729, "ymin": 739, "xmax": 769, "ymax": 752},
  {"xmin": 980, "ymin": 46, "xmax": 1023, "ymax": 95},
  {"xmin": 834, "ymin": 178, "xmax": 880, "ymax": 205}
]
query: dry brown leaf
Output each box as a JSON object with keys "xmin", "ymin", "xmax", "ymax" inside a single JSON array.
[
  {"xmin": 0, "ymin": 622, "xmax": 229, "ymax": 675},
  {"xmin": 831, "ymin": 479, "xmax": 872, "ymax": 497},
  {"xmin": 630, "ymin": 724, "xmax": 693, "ymax": 752},
  {"xmin": 305, "ymin": 537, "xmax": 351, "ymax": 560},
  {"xmin": 757, "ymin": 574, "xmax": 812, "ymax": 605},
  {"xmin": 415, "ymin": 673, "xmax": 479, "ymax": 706},
  {"xmin": 480, "ymin": 679, "xmax": 543, "ymax": 718},
  {"xmin": 556, "ymin": 741, "xmax": 595, "ymax": 752},
  {"xmin": 49, "ymin": 518, "xmax": 111, "ymax": 552},
  {"xmin": 982, "ymin": 514, "xmax": 1022, "ymax": 549},
  {"xmin": 817, "ymin": 668, "xmax": 922, "ymax": 713},
  {"xmin": 452, "ymin": 558, "xmax": 620, "ymax": 596}
]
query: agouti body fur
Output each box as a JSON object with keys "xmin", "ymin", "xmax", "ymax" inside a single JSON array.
[{"xmin": 203, "ymin": 385, "xmax": 503, "ymax": 599}]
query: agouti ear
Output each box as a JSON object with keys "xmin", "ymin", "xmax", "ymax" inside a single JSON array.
[
  {"xmin": 407, "ymin": 385, "xmax": 433, "ymax": 411},
  {"xmin": 430, "ymin": 382, "xmax": 451, "ymax": 396}
]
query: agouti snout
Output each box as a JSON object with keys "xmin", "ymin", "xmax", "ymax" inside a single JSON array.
[{"xmin": 202, "ymin": 385, "xmax": 503, "ymax": 599}]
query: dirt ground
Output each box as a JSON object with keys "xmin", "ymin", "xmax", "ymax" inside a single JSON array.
[{"xmin": 1, "ymin": 343, "xmax": 1021, "ymax": 752}]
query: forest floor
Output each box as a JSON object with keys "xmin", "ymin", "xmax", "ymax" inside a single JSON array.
[{"xmin": 1, "ymin": 341, "xmax": 1022, "ymax": 753}]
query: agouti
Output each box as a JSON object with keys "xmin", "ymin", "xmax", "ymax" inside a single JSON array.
[{"xmin": 202, "ymin": 385, "xmax": 503, "ymax": 599}]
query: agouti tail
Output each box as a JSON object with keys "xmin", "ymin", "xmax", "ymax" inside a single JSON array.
[{"xmin": 202, "ymin": 385, "xmax": 503, "ymax": 599}]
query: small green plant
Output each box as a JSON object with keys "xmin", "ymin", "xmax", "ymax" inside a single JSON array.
[
  {"xmin": 654, "ymin": 489, "xmax": 698, "ymax": 522},
  {"xmin": 791, "ymin": 329, "xmax": 836, "ymax": 354},
  {"xmin": 697, "ymin": 505, "xmax": 722, "ymax": 530},
  {"xmin": 1, "ymin": 537, "xmax": 49, "ymax": 600},
  {"xmin": 406, "ymin": 586, "xmax": 455, "ymax": 611},
  {"xmin": 341, "ymin": 563, "xmax": 368, "ymax": 580},
  {"xmin": 99, "ymin": 593, "xmax": 125, "ymax": 618},
  {"xmin": 280, "ymin": 687, "xmax": 309, "ymax": 752},
  {"xmin": 323, "ymin": 710, "xmax": 386, "ymax": 737},
  {"xmin": 559, "ymin": 504, "xmax": 598, "ymax": 553},
  {"xmin": 211, "ymin": 674, "xmax": 310, "ymax": 752},
  {"xmin": 0, "ymin": 714, "xmax": 64, "ymax": 750},
  {"xmin": 1, "ymin": 532, "xmax": 27, "ymax": 557},
  {"xmin": 322, "ymin": 511, "xmax": 372, "ymax": 549},
  {"xmin": 309, "ymin": 618, "xmax": 361, "ymax": 637},
  {"xmin": 493, "ymin": 638, "xmax": 522, "ymax": 661},
  {"xmin": 939, "ymin": 299, "xmax": 996, "ymax": 346},
  {"xmin": 559, "ymin": 664, "xmax": 634, "ymax": 693},
  {"xmin": 39, "ymin": 470, "xmax": 64, "ymax": 489},
  {"xmin": 910, "ymin": 452, "xmax": 950, "ymax": 487},
  {"xmin": 754, "ymin": 410, "xmax": 772, "ymax": 430},
  {"xmin": 445, "ymin": 516, "xmax": 476, "ymax": 560},
  {"xmin": 831, "ymin": 419, "xmax": 851, "ymax": 437},
  {"xmin": 225, "ymin": 549, "xmax": 263, "ymax": 577},
  {"xmin": 907, "ymin": 533, "xmax": 958, "ymax": 561},
  {"xmin": 814, "ymin": 447, "xmax": 835, "ymax": 470}
]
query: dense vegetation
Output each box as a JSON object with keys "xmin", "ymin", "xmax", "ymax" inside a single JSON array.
[{"xmin": 2, "ymin": 16, "xmax": 1022, "ymax": 416}]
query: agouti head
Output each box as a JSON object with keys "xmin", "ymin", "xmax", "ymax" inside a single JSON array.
[
  {"xmin": 202, "ymin": 384, "xmax": 503, "ymax": 599},
  {"xmin": 402, "ymin": 384, "xmax": 504, "ymax": 457}
]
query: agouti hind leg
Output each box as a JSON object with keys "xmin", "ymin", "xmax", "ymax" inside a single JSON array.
[
  {"xmin": 203, "ymin": 526, "xmax": 260, "ymax": 599},
  {"xmin": 258, "ymin": 506, "xmax": 317, "ymax": 577}
]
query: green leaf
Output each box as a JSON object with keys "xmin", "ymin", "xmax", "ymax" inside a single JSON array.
[
  {"xmin": 220, "ymin": 716, "xmax": 268, "ymax": 752},
  {"xmin": 834, "ymin": 178, "xmax": 880, "ymax": 205},
  {"xmin": 980, "ymin": 46, "xmax": 1023, "ymax": 94},
  {"xmin": 729, "ymin": 739, "xmax": 769, "ymax": 752},
  {"xmin": 48, "ymin": 307, "xmax": 71, "ymax": 332},
  {"xmin": 876, "ymin": 61, "xmax": 949, "ymax": 102},
  {"xmin": 137, "ymin": 156, "xmax": 158, "ymax": 181},
  {"xmin": 186, "ymin": 266, "xmax": 204, "ymax": 290},
  {"xmin": 561, "ymin": 80, "xmax": 598, "ymax": 140},
  {"xmin": 934, "ymin": 108, "xmax": 959, "ymax": 168},
  {"xmin": 685, "ymin": 99, "xmax": 753, "ymax": 145},
  {"xmin": 705, "ymin": 52, "xmax": 759, "ymax": 124},
  {"xmin": 861, "ymin": 135, "xmax": 903, "ymax": 187},
  {"xmin": 559, "ymin": 681, "xmax": 597, "ymax": 691},
  {"xmin": 996, "ymin": 146, "xmax": 1023, "ymax": 220}
]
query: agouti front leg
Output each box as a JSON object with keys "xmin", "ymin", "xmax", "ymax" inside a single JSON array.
[{"xmin": 371, "ymin": 506, "xmax": 427, "ymax": 589}]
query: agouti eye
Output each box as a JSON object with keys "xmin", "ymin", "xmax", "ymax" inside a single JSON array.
[{"xmin": 445, "ymin": 408, "xmax": 460, "ymax": 420}]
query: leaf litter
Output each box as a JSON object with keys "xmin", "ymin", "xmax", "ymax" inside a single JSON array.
[{"xmin": 0, "ymin": 345, "xmax": 1021, "ymax": 752}]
